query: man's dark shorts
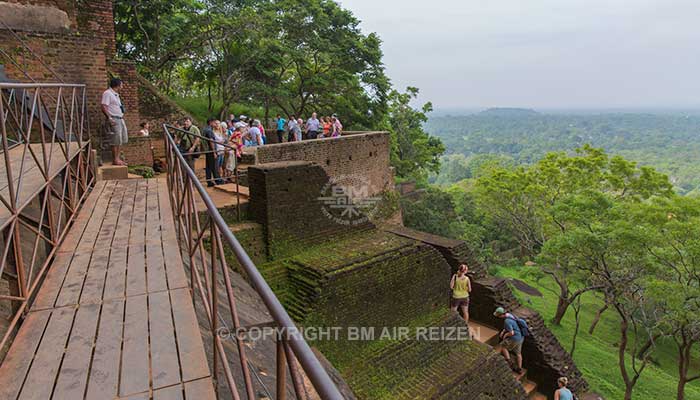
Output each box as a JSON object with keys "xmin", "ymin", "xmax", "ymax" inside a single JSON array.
[{"xmin": 451, "ymin": 296, "xmax": 470, "ymax": 308}]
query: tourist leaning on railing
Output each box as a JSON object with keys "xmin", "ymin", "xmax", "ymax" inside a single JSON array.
[
  {"xmin": 179, "ymin": 117, "xmax": 200, "ymax": 170},
  {"xmin": 202, "ymin": 118, "xmax": 224, "ymax": 187}
]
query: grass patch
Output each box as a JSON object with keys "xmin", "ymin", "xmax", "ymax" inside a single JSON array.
[{"xmin": 493, "ymin": 264, "xmax": 700, "ymax": 400}]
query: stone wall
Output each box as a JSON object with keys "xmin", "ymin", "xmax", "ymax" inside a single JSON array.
[
  {"xmin": 250, "ymin": 132, "xmax": 393, "ymax": 197},
  {"xmin": 0, "ymin": 30, "xmax": 108, "ymax": 155},
  {"xmin": 384, "ymin": 224, "xmax": 488, "ymax": 278},
  {"xmin": 470, "ymin": 276, "xmax": 589, "ymax": 396},
  {"xmin": 248, "ymin": 161, "xmax": 373, "ymax": 260},
  {"xmin": 253, "ymin": 226, "xmax": 528, "ymax": 400},
  {"xmin": 345, "ymin": 316, "xmax": 527, "ymax": 400}
]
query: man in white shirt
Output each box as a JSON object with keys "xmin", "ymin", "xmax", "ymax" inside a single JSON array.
[
  {"xmin": 101, "ymin": 78, "xmax": 128, "ymax": 165},
  {"xmin": 306, "ymin": 112, "xmax": 320, "ymax": 139}
]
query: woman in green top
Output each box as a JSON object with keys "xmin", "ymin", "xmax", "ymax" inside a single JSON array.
[{"xmin": 450, "ymin": 264, "xmax": 472, "ymax": 325}]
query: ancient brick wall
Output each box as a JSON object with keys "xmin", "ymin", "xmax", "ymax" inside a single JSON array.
[
  {"xmin": 384, "ymin": 225, "xmax": 488, "ymax": 278},
  {"xmin": 251, "ymin": 132, "xmax": 393, "ymax": 197},
  {"xmin": 0, "ymin": 30, "xmax": 108, "ymax": 156},
  {"xmin": 74, "ymin": 0, "xmax": 116, "ymax": 59},
  {"xmin": 470, "ymin": 276, "xmax": 588, "ymax": 396},
  {"xmin": 247, "ymin": 161, "xmax": 373, "ymax": 260},
  {"xmin": 307, "ymin": 241, "xmax": 449, "ymax": 333},
  {"xmin": 440, "ymin": 348, "xmax": 528, "ymax": 400}
]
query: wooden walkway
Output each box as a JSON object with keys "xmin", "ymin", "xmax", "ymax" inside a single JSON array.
[{"xmin": 0, "ymin": 179, "xmax": 216, "ymax": 400}]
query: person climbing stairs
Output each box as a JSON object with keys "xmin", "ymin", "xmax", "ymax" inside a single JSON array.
[{"xmin": 470, "ymin": 320, "xmax": 547, "ymax": 399}]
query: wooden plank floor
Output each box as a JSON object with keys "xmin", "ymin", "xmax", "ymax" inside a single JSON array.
[
  {"xmin": 0, "ymin": 142, "xmax": 83, "ymax": 230},
  {"xmin": 0, "ymin": 179, "xmax": 216, "ymax": 400}
]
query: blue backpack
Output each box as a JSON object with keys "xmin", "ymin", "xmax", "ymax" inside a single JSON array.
[{"xmin": 507, "ymin": 315, "xmax": 530, "ymax": 337}]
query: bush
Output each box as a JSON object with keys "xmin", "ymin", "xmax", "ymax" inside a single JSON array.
[{"xmin": 128, "ymin": 165, "xmax": 155, "ymax": 179}]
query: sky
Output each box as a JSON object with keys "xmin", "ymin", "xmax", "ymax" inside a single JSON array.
[{"xmin": 338, "ymin": 0, "xmax": 700, "ymax": 110}]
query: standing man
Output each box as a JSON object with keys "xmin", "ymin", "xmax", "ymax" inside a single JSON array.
[
  {"xmin": 275, "ymin": 114, "xmax": 286, "ymax": 143},
  {"xmin": 287, "ymin": 116, "xmax": 298, "ymax": 143},
  {"xmin": 180, "ymin": 117, "xmax": 200, "ymax": 170},
  {"xmin": 101, "ymin": 78, "xmax": 128, "ymax": 165},
  {"xmin": 305, "ymin": 112, "xmax": 320, "ymax": 140},
  {"xmin": 202, "ymin": 118, "xmax": 224, "ymax": 187},
  {"xmin": 494, "ymin": 307, "xmax": 525, "ymax": 374}
]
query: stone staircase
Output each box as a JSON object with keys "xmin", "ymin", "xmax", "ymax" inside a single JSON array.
[{"xmin": 470, "ymin": 320, "xmax": 547, "ymax": 399}]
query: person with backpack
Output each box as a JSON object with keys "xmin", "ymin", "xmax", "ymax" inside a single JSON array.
[
  {"xmin": 554, "ymin": 377, "xmax": 574, "ymax": 400},
  {"xmin": 494, "ymin": 307, "xmax": 528, "ymax": 374}
]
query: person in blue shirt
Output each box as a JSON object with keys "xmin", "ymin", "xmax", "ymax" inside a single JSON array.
[
  {"xmin": 554, "ymin": 377, "xmax": 574, "ymax": 400},
  {"xmin": 276, "ymin": 115, "xmax": 286, "ymax": 143},
  {"xmin": 494, "ymin": 307, "xmax": 524, "ymax": 373}
]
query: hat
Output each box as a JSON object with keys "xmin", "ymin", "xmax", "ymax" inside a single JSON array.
[
  {"xmin": 239, "ymin": 115, "xmax": 248, "ymax": 120},
  {"xmin": 493, "ymin": 307, "xmax": 506, "ymax": 316}
]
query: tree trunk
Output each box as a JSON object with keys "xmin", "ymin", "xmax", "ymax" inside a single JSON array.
[
  {"xmin": 207, "ymin": 83, "xmax": 213, "ymax": 114},
  {"xmin": 677, "ymin": 343, "xmax": 687, "ymax": 400},
  {"xmin": 619, "ymin": 316, "xmax": 634, "ymax": 400},
  {"xmin": 636, "ymin": 333, "xmax": 661, "ymax": 359},
  {"xmin": 677, "ymin": 329, "xmax": 691, "ymax": 400},
  {"xmin": 552, "ymin": 296, "xmax": 571, "ymax": 325},
  {"xmin": 589, "ymin": 303, "xmax": 608, "ymax": 334},
  {"xmin": 570, "ymin": 296, "xmax": 582, "ymax": 356}
]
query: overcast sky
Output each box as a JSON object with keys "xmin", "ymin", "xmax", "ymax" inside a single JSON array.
[{"xmin": 338, "ymin": 0, "xmax": 700, "ymax": 110}]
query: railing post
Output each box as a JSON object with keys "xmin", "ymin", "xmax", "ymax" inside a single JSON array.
[
  {"xmin": 277, "ymin": 337, "xmax": 288, "ymax": 400},
  {"xmin": 210, "ymin": 219, "xmax": 219, "ymax": 388}
]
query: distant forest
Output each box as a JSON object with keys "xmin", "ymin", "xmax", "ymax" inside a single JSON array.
[{"xmin": 426, "ymin": 112, "xmax": 700, "ymax": 194}]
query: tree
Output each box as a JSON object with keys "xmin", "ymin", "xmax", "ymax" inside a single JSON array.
[
  {"xmin": 115, "ymin": 0, "xmax": 391, "ymax": 127},
  {"xmin": 476, "ymin": 146, "xmax": 673, "ymax": 324},
  {"xmin": 251, "ymin": 0, "xmax": 390, "ymax": 127},
  {"xmin": 384, "ymin": 87, "xmax": 444, "ymax": 182},
  {"xmin": 631, "ymin": 196, "xmax": 700, "ymax": 400},
  {"xmin": 114, "ymin": 0, "xmax": 208, "ymax": 92},
  {"xmin": 544, "ymin": 199, "xmax": 663, "ymax": 400}
]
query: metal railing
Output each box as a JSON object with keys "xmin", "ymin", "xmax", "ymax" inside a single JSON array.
[
  {"xmin": 0, "ymin": 82, "xmax": 94, "ymax": 354},
  {"xmin": 163, "ymin": 124, "xmax": 343, "ymax": 400}
]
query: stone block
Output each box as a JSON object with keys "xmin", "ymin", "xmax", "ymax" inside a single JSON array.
[{"xmin": 97, "ymin": 164, "xmax": 128, "ymax": 181}]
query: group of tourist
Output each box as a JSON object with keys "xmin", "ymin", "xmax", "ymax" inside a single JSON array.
[
  {"xmin": 168, "ymin": 112, "xmax": 344, "ymax": 186},
  {"xmin": 276, "ymin": 112, "xmax": 343, "ymax": 142},
  {"xmin": 450, "ymin": 264, "xmax": 574, "ymax": 399}
]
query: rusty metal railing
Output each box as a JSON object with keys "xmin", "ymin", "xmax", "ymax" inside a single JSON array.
[
  {"xmin": 0, "ymin": 82, "xmax": 94, "ymax": 355},
  {"xmin": 163, "ymin": 124, "xmax": 343, "ymax": 400}
]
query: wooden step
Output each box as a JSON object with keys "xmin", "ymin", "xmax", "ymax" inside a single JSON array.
[
  {"xmin": 522, "ymin": 378, "xmax": 537, "ymax": 394},
  {"xmin": 469, "ymin": 321, "xmax": 500, "ymax": 346}
]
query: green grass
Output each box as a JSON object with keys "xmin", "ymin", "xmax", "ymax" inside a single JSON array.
[{"xmin": 492, "ymin": 264, "xmax": 700, "ymax": 400}]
